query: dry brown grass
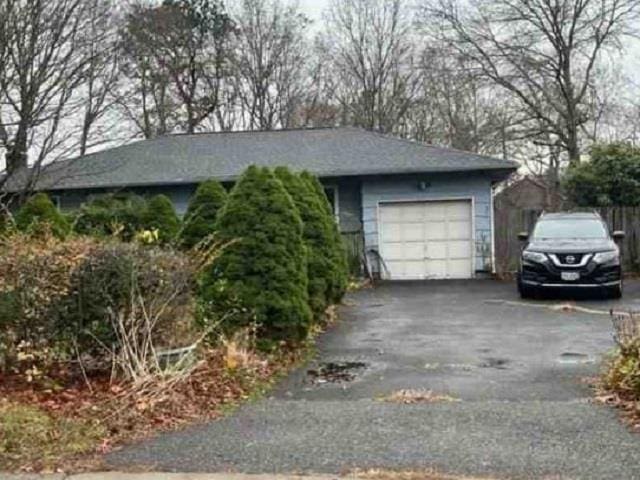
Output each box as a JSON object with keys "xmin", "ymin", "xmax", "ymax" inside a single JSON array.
[
  {"xmin": 349, "ymin": 468, "xmax": 499, "ymax": 480},
  {"xmin": 380, "ymin": 389, "xmax": 460, "ymax": 404}
]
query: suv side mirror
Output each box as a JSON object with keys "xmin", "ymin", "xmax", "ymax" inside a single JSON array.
[
  {"xmin": 518, "ymin": 231, "xmax": 529, "ymax": 242},
  {"xmin": 613, "ymin": 230, "xmax": 625, "ymax": 241}
]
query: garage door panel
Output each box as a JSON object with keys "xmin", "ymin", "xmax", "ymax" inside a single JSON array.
[
  {"xmin": 448, "ymin": 221, "xmax": 471, "ymax": 239},
  {"xmin": 403, "ymin": 243, "xmax": 425, "ymax": 259},
  {"xmin": 401, "ymin": 204, "xmax": 424, "ymax": 221},
  {"xmin": 425, "ymin": 204, "xmax": 447, "ymax": 220},
  {"xmin": 385, "ymin": 261, "xmax": 405, "ymax": 278},
  {"xmin": 381, "ymin": 223, "xmax": 402, "ymax": 242},
  {"xmin": 447, "ymin": 202, "xmax": 470, "ymax": 218},
  {"xmin": 380, "ymin": 205, "xmax": 403, "ymax": 222},
  {"xmin": 403, "ymin": 223, "xmax": 424, "ymax": 241},
  {"xmin": 425, "ymin": 221, "xmax": 447, "ymax": 240},
  {"xmin": 404, "ymin": 261, "xmax": 425, "ymax": 278},
  {"xmin": 426, "ymin": 259, "xmax": 447, "ymax": 278},
  {"xmin": 448, "ymin": 240, "xmax": 472, "ymax": 258},
  {"xmin": 383, "ymin": 243, "xmax": 407, "ymax": 260},
  {"xmin": 426, "ymin": 242, "xmax": 447, "ymax": 260},
  {"xmin": 449, "ymin": 259, "xmax": 472, "ymax": 278},
  {"xmin": 379, "ymin": 200, "xmax": 473, "ymax": 280}
]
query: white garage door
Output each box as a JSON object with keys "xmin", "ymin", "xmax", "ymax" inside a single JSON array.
[{"xmin": 379, "ymin": 200, "xmax": 473, "ymax": 280}]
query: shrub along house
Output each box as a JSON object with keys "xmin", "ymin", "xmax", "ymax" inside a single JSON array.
[{"xmin": 7, "ymin": 127, "xmax": 517, "ymax": 279}]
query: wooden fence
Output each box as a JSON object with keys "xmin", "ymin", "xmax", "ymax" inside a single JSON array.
[{"xmin": 495, "ymin": 206, "xmax": 640, "ymax": 275}]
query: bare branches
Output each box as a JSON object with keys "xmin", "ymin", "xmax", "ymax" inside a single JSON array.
[
  {"xmin": 420, "ymin": 0, "xmax": 640, "ymax": 163},
  {"xmin": 229, "ymin": 0, "xmax": 310, "ymax": 130},
  {"xmin": 318, "ymin": 0, "xmax": 419, "ymax": 133},
  {"xmin": 0, "ymin": 0, "xmax": 119, "ymax": 199}
]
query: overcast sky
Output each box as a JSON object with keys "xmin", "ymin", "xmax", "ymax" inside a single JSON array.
[{"xmin": 297, "ymin": 0, "xmax": 640, "ymax": 81}]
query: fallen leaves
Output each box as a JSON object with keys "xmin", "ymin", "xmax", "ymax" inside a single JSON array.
[
  {"xmin": 0, "ymin": 347, "xmax": 294, "ymax": 473},
  {"xmin": 380, "ymin": 389, "xmax": 460, "ymax": 404},
  {"xmin": 351, "ymin": 468, "xmax": 496, "ymax": 480},
  {"xmin": 593, "ymin": 388, "xmax": 640, "ymax": 432}
]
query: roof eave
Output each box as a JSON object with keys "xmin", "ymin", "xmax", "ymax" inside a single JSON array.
[{"xmin": 27, "ymin": 164, "xmax": 518, "ymax": 192}]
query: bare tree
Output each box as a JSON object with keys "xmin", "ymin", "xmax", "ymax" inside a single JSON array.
[
  {"xmin": 0, "ymin": 0, "xmax": 98, "ymax": 198},
  {"xmin": 318, "ymin": 0, "xmax": 419, "ymax": 134},
  {"xmin": 421, "ymin": 0, "xmax": 640, "ymax": 164},
  {"xmin": 230, "ymin": 0, "xmax": 310, "ymax": 130},
  {"xmin": 79, "ymin": 0, "xmax": 121, "ymax": 155},
  {"xmin": 289, "ymin": 47, "xmax": 343, "ymax": 128},
  {"xmin": 404, "ymin": 45, "xmax": 521, "ymax": 156}
]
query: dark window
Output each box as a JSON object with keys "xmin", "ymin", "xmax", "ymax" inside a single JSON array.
[{"xmin": 324, "ymin": 187, "xmax": 336, "ymax": 214}]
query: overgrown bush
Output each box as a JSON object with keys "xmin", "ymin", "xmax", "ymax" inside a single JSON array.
[
  {"xmin": 57, "ymin": 243, "xmax": 196, "ymax": 357},
  {"xmin": 74, "ymin": 193, "xmax": 147, "ymax": 240},
  {"xmin": 604, "ymin": 313, "xmax": 640, "ymax": 399},
  {"xmin": 180, "ymin": 179, "xmax": 228, "ymax": 249},
  {"xmin": 0, "ymin": 234, "xmax": 100, "ymax": 371},
  {"xmin": 200, "ymin": 166, "xmax": 312, "ymax": 344},
  {"xmin": 275, "ymin": 167, "xmax": 337, "ymax": 318},
  {"xmin": 14, "ymin": 193, "xmax": 69, "ymax": 238},
  {"xmin": 141, "ymin": 194, "xmax": 181, "ymax": 244},
  {"xmin": 300, "ymin": 171, "xmax": 349, "ymax": 303},
  {"xmin": 0, "ymin": 232, "xmax": 199, "ymax": 378}
]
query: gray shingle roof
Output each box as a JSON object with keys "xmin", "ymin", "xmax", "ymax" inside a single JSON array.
[{"xmin": 11, "ymin": 127, "xmax": 518, "ymax": 191}]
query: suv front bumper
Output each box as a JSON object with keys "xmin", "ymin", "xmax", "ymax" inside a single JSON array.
[{"xmin": 519, "ymin": 260, "xmax": 621, "ymax": 288}]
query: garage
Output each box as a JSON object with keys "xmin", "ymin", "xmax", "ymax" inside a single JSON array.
[{"xmin": 379, "ymin": 199, "xmax": 474, "ymax": 280}]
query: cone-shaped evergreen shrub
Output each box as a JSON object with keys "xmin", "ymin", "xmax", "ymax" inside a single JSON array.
[
  {"xmin": 300, "ymin": 171, "xmax": 348, "ymax": 303},
  {"xmin": 180, "ymin": 179, "xmax": 228, "ymax": 249},
  {"xmin": 201, "ymin": 166, "xmax": 312, "ymax": 343},
  {"xmin": 15, "ymin": 193, "xmax": 69, "ymax": 238},
  {"xmin": 141, "ymin": 195, "xmax": 180, "ymax": 243},
  {"xmin": 275, "ymin": 167, "xmax": 337, "ymax": 319}
]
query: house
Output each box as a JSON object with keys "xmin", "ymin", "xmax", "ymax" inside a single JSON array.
[{"xmin": 7, "ymin": 127, "xmax": 517, "ymax": 280}]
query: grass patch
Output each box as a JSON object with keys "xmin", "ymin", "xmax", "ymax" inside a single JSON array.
[{"xmin": 0, "ymin": 401, "xmax": 105, "ymax": 471}]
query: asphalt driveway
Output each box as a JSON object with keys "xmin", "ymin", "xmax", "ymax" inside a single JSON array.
[{"xmin": 108, "ymin": 280, "xmax": 640, "ymax": 479}]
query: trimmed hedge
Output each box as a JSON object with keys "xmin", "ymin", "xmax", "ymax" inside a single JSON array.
[
  {"xmin": 14, "ymin": 193, "xmax": 69, "ymax": 238},
  {"xmin": 181, "ymin": 180, "xmax": 228, "ymax": 249},
  {"xmin": 200, "ymin": 166, "xmax": 312, "ymax": 343},
  {"xmin": 141, "ymin": 194, "xmax": 181, "ymax": 244}
]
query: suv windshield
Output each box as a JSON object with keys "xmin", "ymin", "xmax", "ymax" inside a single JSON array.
[{"xmin": 532, "ymin": 219, "xmax": 608, "ymax": 240}]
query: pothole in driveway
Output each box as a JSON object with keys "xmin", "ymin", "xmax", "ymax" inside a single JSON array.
[
  {"xmin": 558, "ymin": 352, "xmax": 593, "ymax": 364},
  {"xmin": 479, "ymin": 357, "xmax": 510, "ymax": 369},
  {"xmin": 307, "ymin": 361, "xmax": 367, "ymax": 384}
]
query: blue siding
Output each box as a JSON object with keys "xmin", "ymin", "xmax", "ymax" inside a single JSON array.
[{"xmin": 361, "ymin": 173, "xmax": 494, "ymax": 273}]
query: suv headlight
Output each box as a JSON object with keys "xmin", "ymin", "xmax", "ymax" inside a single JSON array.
[
  {"xmin": 593, "ymin": 250, "xmax": 619, "ymax": 265},
  {"xmin": 522, "ymin": 250, "xmax": 547, "ymax": 263}
]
